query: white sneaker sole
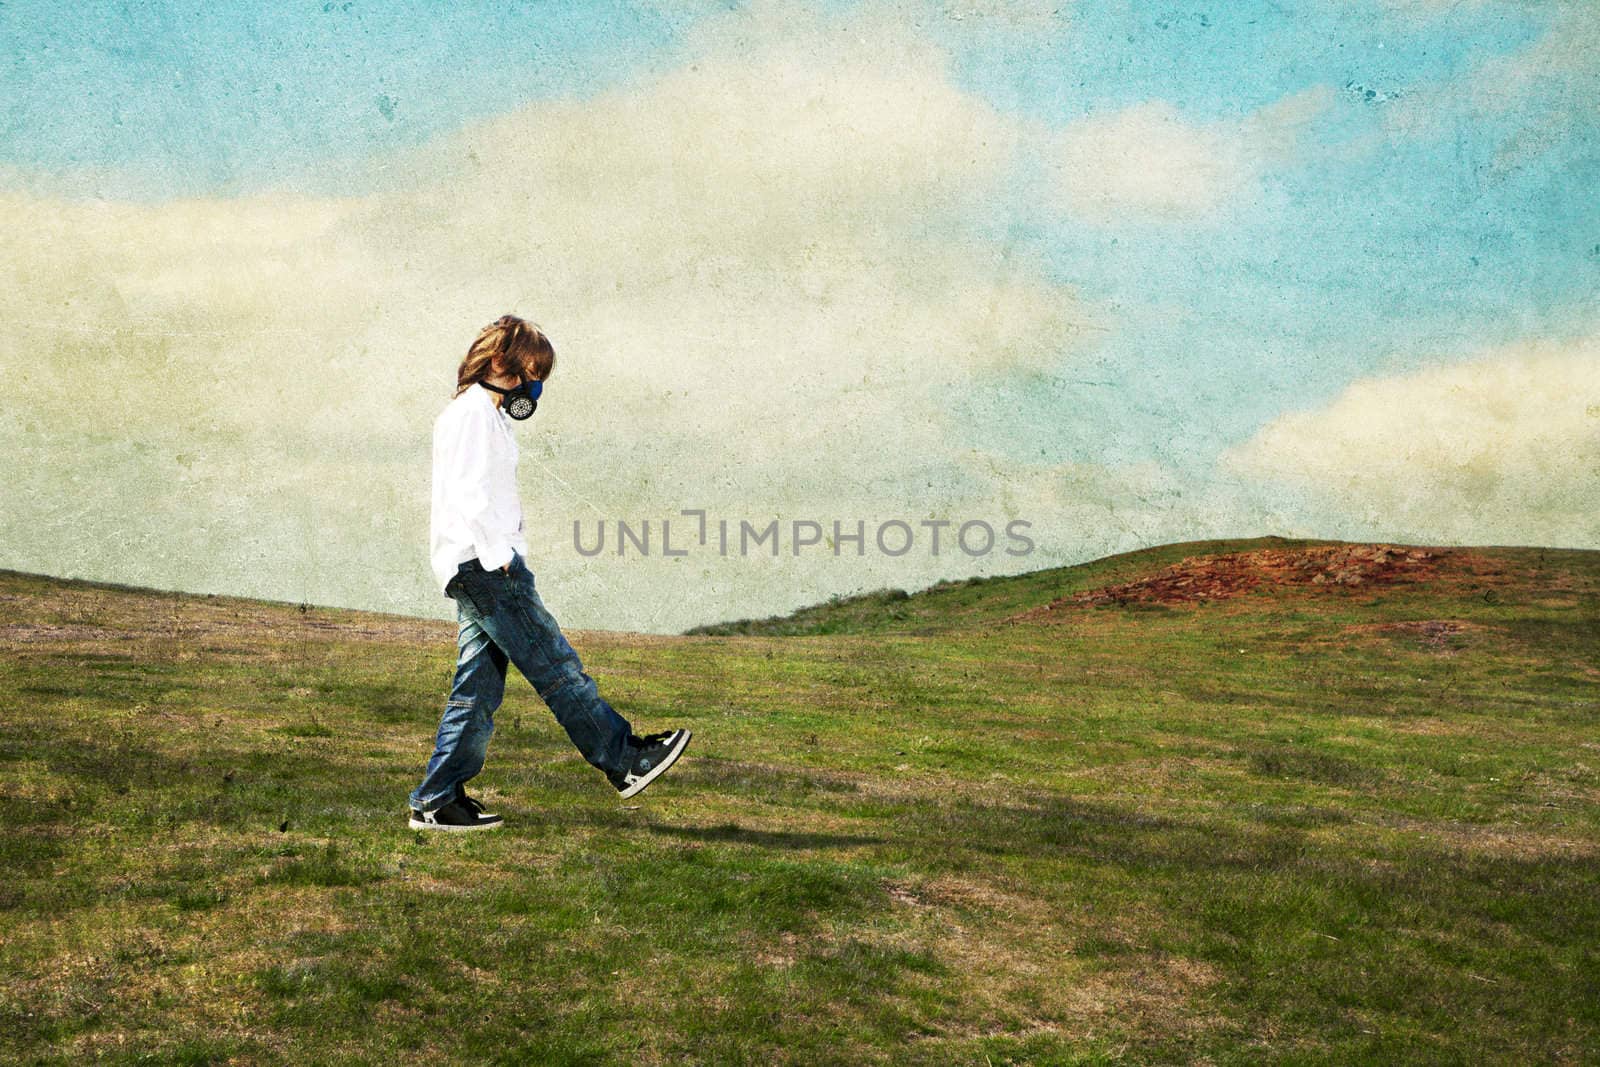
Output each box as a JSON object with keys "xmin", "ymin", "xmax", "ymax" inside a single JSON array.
[
  {"xmin": 617, "ymin": 729, "xmax": 692, "ymax": 799},
  {"xmin": 408, "ymin": 813, "xmax": 502, "ymax": 831}
]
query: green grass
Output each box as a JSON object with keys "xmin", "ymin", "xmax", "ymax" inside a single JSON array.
[{"xmin": 0, "ymin": 539, "xmax": 1597, "ymax": 1064}]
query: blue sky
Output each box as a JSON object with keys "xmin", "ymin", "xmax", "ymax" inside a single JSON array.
[
  {"xmin": 0, "ymin": 0, "xmax": 728, "ymax": 196},
  {"xmin": 2, "ymin": 0, "xmax": 1595, "ymax": 629}
]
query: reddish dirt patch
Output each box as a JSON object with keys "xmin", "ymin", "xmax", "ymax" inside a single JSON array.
[{"xmin": 1012, "ymin": 544, "xmax": 1490, "ymax": 621}]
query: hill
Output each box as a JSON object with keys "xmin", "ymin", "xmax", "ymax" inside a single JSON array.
[
  {"xmin": 684, "ymin": 536, "xmax": 1597, "ymax": 636},
  {"xmin": 2, "ymin": 539, "xmax": 1597, "ymax": 1063}
]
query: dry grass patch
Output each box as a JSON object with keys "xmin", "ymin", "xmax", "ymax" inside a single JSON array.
[
  {"xmin": 869, "ymin": 872, "xmax": 1228, "ymax": 1051},
  {"xmin": 1360, "ymin": 816, "xmax": 1599, "ymax": 861},
  {"xmin": 1335, "ymin": 619, "xmax": 1495, "ymax": 655},
  {"xmin": 1062, "ymin": 755, "xmax": 1243, "ymax": 792}
]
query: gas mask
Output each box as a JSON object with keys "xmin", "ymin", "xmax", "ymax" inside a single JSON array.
[{"xmin": 481, "ymin": 377, "xmax": 543, "ymax": 420}]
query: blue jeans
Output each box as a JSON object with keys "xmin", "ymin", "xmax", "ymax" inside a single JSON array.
[{"xmin": 409, "ymin": 551, "xmax": 634, "ymax": 813}]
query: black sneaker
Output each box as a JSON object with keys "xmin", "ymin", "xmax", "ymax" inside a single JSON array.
[
  {"xmin": 408, "ymin": 797, "xmax": 503, "ymax": 831},
  {"xmin": 608, "ymin": 729, "xmax": 692, "ymax": 799},
  {"xmin": 455, "ymin": 783, "xmax": 496, "ymax": 819}
]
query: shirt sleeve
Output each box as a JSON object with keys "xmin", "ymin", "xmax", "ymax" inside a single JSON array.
[{"xmin": 440, "ymin": 406, "xmax": 515, "ymax": 572}]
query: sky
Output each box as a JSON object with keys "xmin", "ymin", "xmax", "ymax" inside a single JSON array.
[{"xmin": 1, "ymin": 0, "xmax": 1596, "ymax": 633}]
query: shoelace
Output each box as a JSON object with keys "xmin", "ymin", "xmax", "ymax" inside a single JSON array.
[{"xmin": 457, "ymin": 791, "xmax": 486, "ymax": 815}]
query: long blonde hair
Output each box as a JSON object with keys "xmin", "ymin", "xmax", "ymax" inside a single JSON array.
[{"xmin": 454, "ymin": 314, "xmax": 556, "ymax": 398}]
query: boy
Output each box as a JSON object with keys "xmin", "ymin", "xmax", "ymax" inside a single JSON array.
[{"xmin": 408, "ymin": 314, "xmax": 691, "ymax": 830}]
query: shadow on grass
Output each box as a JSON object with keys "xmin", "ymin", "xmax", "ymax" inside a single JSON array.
[
  {"xmin": 676, "ymin": 756, "xmax": 863, "ymax": 798},
  {"xmin": 643, "ymin": 820, "xmax": 885, "ymax": 850}
]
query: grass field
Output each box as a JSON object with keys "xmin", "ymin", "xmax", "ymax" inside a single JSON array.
[{"xmin": 2, "ymin": 537, "xmax": 1597, "ymax": 1064}]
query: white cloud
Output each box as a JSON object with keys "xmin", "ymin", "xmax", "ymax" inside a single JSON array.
[
  {"xmin": 1042, "ymin": 87, "xmax": 1333, "ymax": 223},
  {"xmin": 0, "ymin": 1, "xmax": 1107, "ymax": 629},
  {"xmin": 1221, "ymin": 336, "xmax": 1600, "ymax": 548}
]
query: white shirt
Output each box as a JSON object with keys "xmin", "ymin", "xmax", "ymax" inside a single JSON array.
[{"xmin": 429, "ymin": 382, "xmax": 529, "ymax": 595}]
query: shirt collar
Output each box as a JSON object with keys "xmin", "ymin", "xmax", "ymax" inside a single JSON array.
[{"xmin": 471, "ymin": 381, "xmax": 511, "ymax": 421}]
